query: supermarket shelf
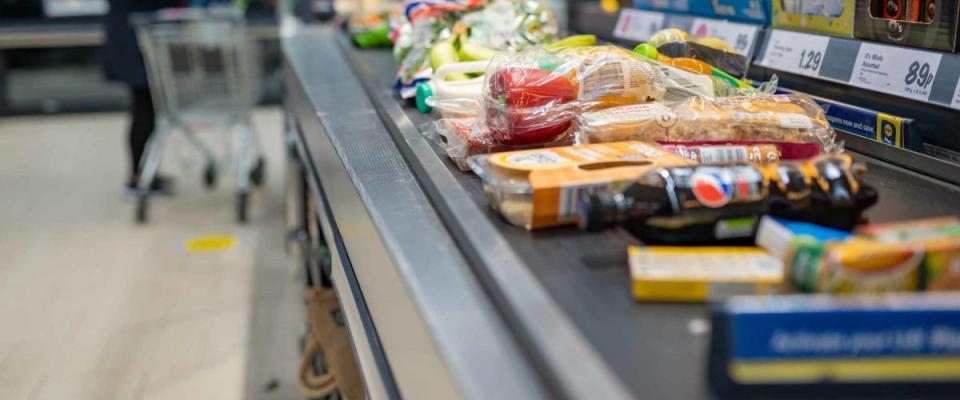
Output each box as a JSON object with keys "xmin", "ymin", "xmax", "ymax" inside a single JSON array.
[
  {"xmin": 569, "ymin": 2, "xmax": 960, "ymax": 175},
  {"xmin": 0, "ymin": 18, "xmax": 279, "ymax": 49},
  {"xmin": 331, "ymin": 30, "xmax": 960, "ymax": 398},
  {"xmin": 571, "ymin": 4, "xmax": 763, "ymax": 57},
  {"xmin": 755, "ymin": 29, "xmax": 960, "ymax": 113}
]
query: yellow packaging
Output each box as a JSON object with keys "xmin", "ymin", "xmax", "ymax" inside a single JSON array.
[
  {"xmin": 469, "ymin": 141, "xmax": 693, "ymax": 229},
  {"xmin": 629, "ymin": 246, "xmax": 783, "ymax": 302},
  {"xmin": 783, "ymin": 217, "xmax": 960, "ymax": 293},
  {"xmin": 772, "ymin": 0, "xmax": 856, "ymax": 37}
]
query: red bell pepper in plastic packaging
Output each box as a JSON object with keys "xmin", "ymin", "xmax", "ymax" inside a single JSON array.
[{"xmin": 485, "ymin": 67, "xmax": 578, "ymax": 144}]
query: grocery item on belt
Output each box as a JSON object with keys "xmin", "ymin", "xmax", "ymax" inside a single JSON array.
[
  {"xmin": 576, "ymin": 94, "xmax": 838, "ymax": 159},
  {"xmin": 415, "ymin": 60, "xmax": 488, "ymax": 114},
  {"xmin": 628, "ymin": 246, "xmax": 783, "ymax": 302},
  {"xmin": 708, "ymin": 292, "xmax": 960, "ymax": 394},
  {"xmin": 467, "ymin": 141, "xmax": 693, "ymax": 228},
  {"xmin": 482, "ymin": 45, "xmax": 716, "ymax": 145},
  {"xmin": 349, "ymin": 11, "xmax": 399, "ymax": 49},
  {"xmin": 391, "ymin": 0, "xmax": 557, "ymax": 99},
  {"xmin": 578, "ymin": 154, "xmax": 878, "ymax": 245},
  {"xmin": 662, "ymin": 144, "xmax": 781, "ymax": 164},
  {"xmin": 415, "ymin": 35, "xmax": 598, "ymax": 114},
  {"xmin": 424, "ymin": 116, "xmax": 575, "ymax": 171},
  {"xmin": 858, "ymin": 216, "xmax": 960, "ymax": 243},
  {"xmin": 758, "ymin": 216, "xmax": 960, "ymax": 294}
]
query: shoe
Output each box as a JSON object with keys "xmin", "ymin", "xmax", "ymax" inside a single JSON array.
[{"xmin": 125, "ymin": 175, "xmax": 175, "ymax": 197}]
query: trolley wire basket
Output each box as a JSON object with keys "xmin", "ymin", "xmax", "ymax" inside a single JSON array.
[{"xmin": 132, "ymin": 7, "xmax": 265, "ymax": 223}]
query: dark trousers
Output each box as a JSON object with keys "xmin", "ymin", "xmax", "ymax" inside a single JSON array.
[{"xmin": 129, "ymin": 87, "xmax": 155, "ymax": 179}]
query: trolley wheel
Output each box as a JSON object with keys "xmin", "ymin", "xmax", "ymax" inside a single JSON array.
[
  {"xmin": 250, "ymin": 157, "xmax": 266, "ymax": 187},
  {"xmin": 135, "ymin": 195, "xmax": 148, "ymax": 224},
  {"xmin": 237, "ymin": 191, "xmax": 249, "ymax": 223},
  {"xmin": 203, "ymin": 163, "xmax": 217, "ymax": 189}
]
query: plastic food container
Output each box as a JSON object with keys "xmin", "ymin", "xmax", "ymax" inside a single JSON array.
[
  {"xmin": 576, "ymin": 94, "xmax": 838, "ymax": 159},
  {"xmin": 468, "ymin": 141, "xmax": 693, "ymax": 229}
]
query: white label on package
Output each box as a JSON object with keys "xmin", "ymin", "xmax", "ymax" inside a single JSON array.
[
  {"xmin": 759, "ymin": 30, "xmax": 830, "ymax": 77},
  {"xmin": 690, "ymin": 18, "xmax": 760, "ymax": 56},
  {"xmin": 655, "ymin": 65, "xmax": 715, "ymax": 99},
  {"xmin": 613, "ymin": 9, "xmax": 666, "ymax": 42},
  {"xmin": 850, "ymin": 43, "xmax": 942, "ymax": 102},
  {"xmin": 778, "ymin": 114, "xmax": 813, "ymax": 129},
  {"xmin": 505, "ymin": 151, "xmax": 569, "ymax": 166}
]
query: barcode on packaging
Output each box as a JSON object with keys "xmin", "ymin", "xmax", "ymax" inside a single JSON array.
[{"xmin": 699, "ymin": 146, "xmax": 750, "ymax": 164}]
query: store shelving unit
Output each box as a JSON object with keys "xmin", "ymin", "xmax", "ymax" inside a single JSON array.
[{"xmin": 570, "ymin": 2, "xmax": 960, "ymax": 186}]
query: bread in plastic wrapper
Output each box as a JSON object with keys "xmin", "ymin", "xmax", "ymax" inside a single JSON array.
[
  {"xmin": 423, "ymin": 116, "xmax": 574, "ymax": 171},
  {"xmin": 467, "ymin": 141, "xmax": 694, "ymax": 229},
  {"xmin": 481, "ymin": 45, "xmax": 715, "ymax": 145},
  {"xmin": 576, "ymin": 93, "xmax": 839, "ymax": 159}
]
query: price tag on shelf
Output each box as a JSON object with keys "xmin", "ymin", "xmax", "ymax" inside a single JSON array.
[
  {"xmin": 690, "ymin": 18, "xmax": 760, "ymax": 56},
  {"xmin": 849, "ymin": 43, "xmax": 943, "ymax": 103},
  {"xmin": 613, "ymin": 9, "xmax": 666, "ymax": 42},
  {"xmin": 758, "ymin": 30, "xmax": 831, "ymax": 77}
]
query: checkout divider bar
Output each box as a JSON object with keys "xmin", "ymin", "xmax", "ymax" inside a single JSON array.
[{"xmin": 336, "ymin": 33, "xmax": 635, "ymax": 400}]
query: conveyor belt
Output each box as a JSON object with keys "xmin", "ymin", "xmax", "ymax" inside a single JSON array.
[{"xmin": 340, "ymin": 38, "xmax": 960, "ymax": 399}]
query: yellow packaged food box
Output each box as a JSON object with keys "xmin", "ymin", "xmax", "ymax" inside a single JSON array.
[
  {"xmin": 467, "ymin": 141, "xmax": 693, "ymax": 229},
  {"xmin": 628, "ymin": 246, "xmax": 783, "ymax": 302},
  {"xmin": 772, "ymin": 0, "xmax": 856, "ymax": 37}
]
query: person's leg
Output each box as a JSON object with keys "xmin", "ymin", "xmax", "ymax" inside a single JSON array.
[
  {"xmin": 127, "ymin": 87, "xmax": 172, "ymax": 193},
  {"xmin": 129, "ymin": 86, "xmax": 155, "ymax": 181}
]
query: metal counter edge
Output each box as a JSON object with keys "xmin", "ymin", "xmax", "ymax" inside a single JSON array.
[{"xmin": 283, "ymin": 25, "xmax": 549, "ymax": 400}]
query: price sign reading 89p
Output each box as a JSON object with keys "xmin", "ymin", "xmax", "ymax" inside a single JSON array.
[{"xmin": 850, "ymin": 43, "xmax": 943, "ymax": 102}]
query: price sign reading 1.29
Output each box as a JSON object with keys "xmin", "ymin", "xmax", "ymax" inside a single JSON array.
[
  {"xmin": 850, "ymin": 43, "xmax": 942, "ymax": 102},
  {"xmin": 759, "ymin": 30, "xmax": 831, "ymax": 77},
  {"xmin": 798, "ymin": 49, "xmax": 823, "ymax": 72}
]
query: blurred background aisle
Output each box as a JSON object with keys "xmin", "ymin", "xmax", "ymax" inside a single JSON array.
[{"xmin": 0, "ymin": 108, "xmax": 303, "ymax": 400}]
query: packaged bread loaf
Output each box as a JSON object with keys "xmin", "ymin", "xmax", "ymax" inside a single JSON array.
[
  {"xmin": 577, "ymin": 94, "xmax": 838, "ymax": 159},
  {"xmin": 482, "ymin": 45, "xmax": 714, "ymax": 145}
]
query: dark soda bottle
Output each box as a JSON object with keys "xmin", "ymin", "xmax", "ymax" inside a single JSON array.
[{"xmin": 577, "ymin": 154, "xmax": 878, "ymax": 245}]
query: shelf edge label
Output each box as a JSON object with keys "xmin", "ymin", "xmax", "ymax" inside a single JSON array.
[
  {"xmin": 613, "ymin": 8, "xmax": 666, "ymax": 42},
  {"xmin": 758, "ymin": 30, "xmax": 831, "ymax": 78},
  {"xmin": 690, "ymin": 18, "xmax": 759, "ymax": 57},
  {"xmin": 849, "ymin": 43, "xmax": 943, "ymax": 103}
]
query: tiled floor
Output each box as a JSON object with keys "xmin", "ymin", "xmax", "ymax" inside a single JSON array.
[{"xmin": 0, "ymin": 108, "xmax": 302, "ymax": 399}]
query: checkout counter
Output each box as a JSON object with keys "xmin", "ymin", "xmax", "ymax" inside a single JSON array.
[{"xmin": 283, "ymin": 24, "xmax": 960, "ymax": 399}]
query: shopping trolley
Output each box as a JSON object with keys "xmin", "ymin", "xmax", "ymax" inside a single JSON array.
[{"xmin": 131, "ymin": 7, "xmax": 265, "ymax": 223}]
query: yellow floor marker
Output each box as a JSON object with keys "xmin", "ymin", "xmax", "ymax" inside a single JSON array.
[{"xmin": 185, "ymin": 235, "xmax": 237, "ymax": 252}]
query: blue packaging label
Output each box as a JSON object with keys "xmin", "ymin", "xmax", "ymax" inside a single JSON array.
[
  {"xmin": 777, "ymin": 88, "xmax": 907, "ymax": 148},
  {"xmin": 727, "ymin": 295, "xmax": 960, "ymax": 360}
]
